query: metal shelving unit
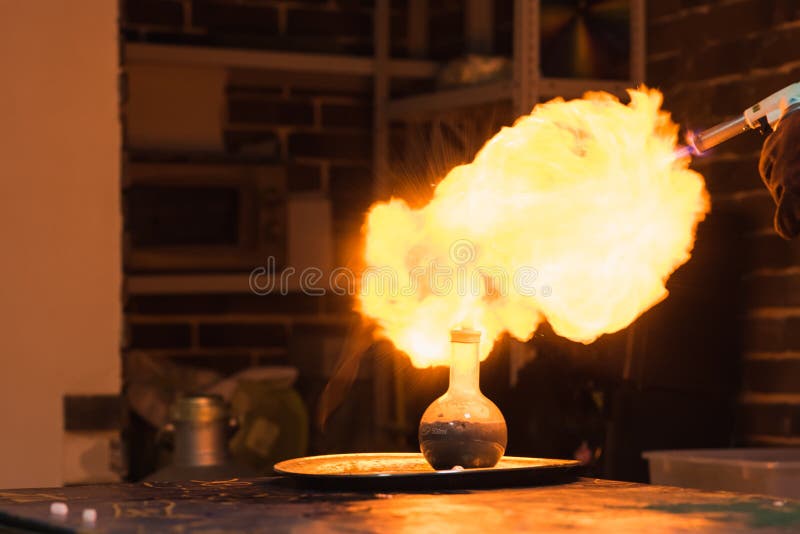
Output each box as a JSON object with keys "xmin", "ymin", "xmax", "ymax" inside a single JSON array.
[
  {"xmin": 369, "ymin": 0, "xmax": 646, "ymax": 444},
  {"xmin": 387, "ymin": 80, "xmax": 514, "ymax": 120},
  {"xmin": 123, "ymin": 40, "xmax": 441, "ymax": 297},
  {"xmin": 123, "ymin": 2, "xmax": 647, "ymax": 449},
  {"xmin": 372, "ymin": 0, "xmax": 646, "ymax": 197},
  {"xmin": 125, "ymin": 42, "xmax": 438, "ymax": 78},
  {"xmin": 125, "ymin": 0, "xmax": 647, "ymax": 286}
]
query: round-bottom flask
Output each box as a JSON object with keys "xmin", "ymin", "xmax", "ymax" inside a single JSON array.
[{"xmin": 418, "ymin": 329, "xmax": 507, "ymax": 470}]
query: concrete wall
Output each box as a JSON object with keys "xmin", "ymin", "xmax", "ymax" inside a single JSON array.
[{"xmin": 0, "ymin": 1, "xmax": 121, "ymax": 488}]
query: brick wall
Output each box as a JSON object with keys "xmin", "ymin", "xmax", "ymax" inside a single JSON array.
[
  {"xmin": 646, "ymin": 0, "xmax": 800, "ymax": 446},
  {"xmin": 119, "ymin": 0, "xmax": 800, "ymax": 475},
  {"xmin": 120, "ymin": 1, "xmax": 398, "ymax": 477},
  {"xmin": 119, "ymin": 1, "xmax": 523, "ymax": 474},
  {"xmin": 224, "ymin": 66, "xmax": 376, "ymax": 264},
  {"xmin": 126, "ymin": 0, "xmax": 370, "ymax": 53},
  {"xmin": 122, "ymin": 0, "xmax": 414, "ymax": 56}
]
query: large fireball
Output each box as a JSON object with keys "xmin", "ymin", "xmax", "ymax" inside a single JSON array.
[{"xmin": 359, "ymin": 88, "xmax": 710, "ymax": 367}]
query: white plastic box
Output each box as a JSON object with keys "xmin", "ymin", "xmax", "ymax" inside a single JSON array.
[{"xmin": 643, "ymin": 448, "xmax": 800, "ymax": 499}]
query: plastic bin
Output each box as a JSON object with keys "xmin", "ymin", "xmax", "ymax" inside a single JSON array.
[{"xmin": 643, "ymin": 448, "xmax": 800, "ymax": 499}]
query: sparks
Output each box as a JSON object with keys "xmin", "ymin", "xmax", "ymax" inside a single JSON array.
[{"xmin": 358, "ymin": 87, "xmax": 710, "ymax": 368}]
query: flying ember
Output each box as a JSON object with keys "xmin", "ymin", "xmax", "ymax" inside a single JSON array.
[{"xmin": 358, "ymin": 87, "xmax": 710, "ymax": 368}]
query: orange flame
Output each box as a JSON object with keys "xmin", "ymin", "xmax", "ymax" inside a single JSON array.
[{"xmin": 358, "ymin": 88, "xmax": 709, "ymax": 367}]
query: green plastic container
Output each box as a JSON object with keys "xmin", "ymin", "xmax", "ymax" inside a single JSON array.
[{"xmin": 228, "ymin": 367, "xmax": 308, "ymax": 474}]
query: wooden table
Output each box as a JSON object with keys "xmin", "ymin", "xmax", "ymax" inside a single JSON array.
[{"xmin": 0, "ymin": 478, "xmax": 798, "ymax": 532}]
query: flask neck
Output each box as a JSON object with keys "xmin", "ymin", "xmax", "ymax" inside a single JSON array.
[{"xmin": 447, "ymin": 338, "xmax": 481, "ymax": 395}]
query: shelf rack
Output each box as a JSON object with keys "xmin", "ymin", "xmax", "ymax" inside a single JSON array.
[
  {"xmin": 123, "ymin": 1, "xmax": 646, "ymax": 448},
  {"xmin": 122, "ymin": 40, "xmax": 440, "ymax": 297},
  {"xmin": 371, "ymin": 0, "xmax": 646, "ymax": 197},
  {"xmin": 124, "ymin": 42, "xmax": 439, "ymax": 78},
  {"xmin": 124, "ymin": 1, "xmax": 645, "ymax": 294},
  {"xmin": 368, "ymin": 0, "xmax": 646, "ymax": 444}
]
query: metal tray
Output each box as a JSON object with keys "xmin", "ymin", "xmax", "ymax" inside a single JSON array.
[{"xmin": 274, "ymin": 453, "xmax": 582, "ymax": 491}]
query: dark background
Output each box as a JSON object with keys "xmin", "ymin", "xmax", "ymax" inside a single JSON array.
[{"xmin": 110, "ymin": 0, "xmax": 800, "ymax": 482}]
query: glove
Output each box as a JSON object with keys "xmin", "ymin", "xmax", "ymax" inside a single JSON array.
[{"xmin": 759, "ymin": 111, "xmax": 800, "ymax": 239}]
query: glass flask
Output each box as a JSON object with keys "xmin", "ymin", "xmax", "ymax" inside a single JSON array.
[{"xmin": 418, "ymin": 328, "xmax": 507, "ymax": 470}]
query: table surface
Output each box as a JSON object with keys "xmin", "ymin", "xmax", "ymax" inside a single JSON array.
[{"xmin": 0, "ymin": 477, "xmax": 798, "ymax": 533}]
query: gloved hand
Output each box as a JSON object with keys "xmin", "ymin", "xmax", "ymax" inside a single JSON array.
[{"xmin": 759, "ymin": 111, "xmax": 800, "ymax": 239}]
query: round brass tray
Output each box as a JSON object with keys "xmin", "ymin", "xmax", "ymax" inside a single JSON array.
[{"xmin": 274, "ymin": 453, "xmax": 582, "ymax": 490}]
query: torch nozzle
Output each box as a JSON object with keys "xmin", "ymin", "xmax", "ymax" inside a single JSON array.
[
  {"xmin": 672, "ymin": 115, "xmax": 749, "ymax": 160},
  {"xmin": 671, "ymin": 81, "xmax": 800, "ymax": 159},
  {"xmin": 688, "ymin": 115, "xmax": 749, "ymax": 154}
]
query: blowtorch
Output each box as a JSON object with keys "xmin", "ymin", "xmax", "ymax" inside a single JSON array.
[{"xmin": 675, "ymin": 81, "xmax": 800, "ymax": 159}]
